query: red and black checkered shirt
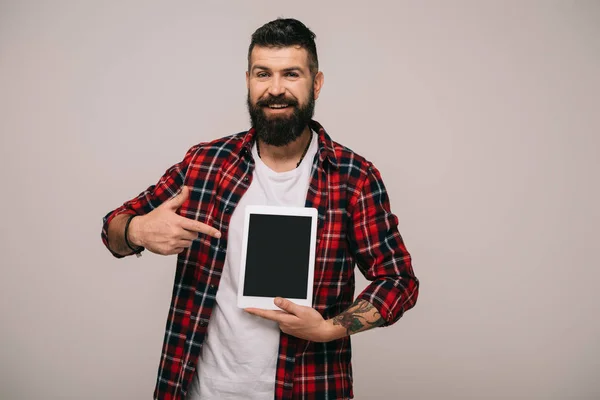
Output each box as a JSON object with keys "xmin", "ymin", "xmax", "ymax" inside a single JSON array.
[{"xmin": 101, "ymin": 120, "xmax": 419, "ymax": 400}]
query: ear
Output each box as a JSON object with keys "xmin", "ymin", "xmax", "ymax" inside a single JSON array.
[
  {"xmin": 313, "ymin": 71, "xmax": 324, "ymax": 101},
  {"xmin": 246, "ymin": 70, "xmax": 250, "ymax": 89}
]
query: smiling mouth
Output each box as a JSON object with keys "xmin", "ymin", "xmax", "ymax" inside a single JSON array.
[{"xmin": 266, "ymin": 104, "xmax": 290, "ymax": 109}]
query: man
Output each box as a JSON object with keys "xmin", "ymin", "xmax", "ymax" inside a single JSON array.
[{"xmin": 102, "ymin": 18, "xmax": 419, "ymax": 400}]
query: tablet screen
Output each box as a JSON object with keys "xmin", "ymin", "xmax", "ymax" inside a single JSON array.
[{"xmin": 243, "ymin": 213, "xmax": 313, "ymax": 299}]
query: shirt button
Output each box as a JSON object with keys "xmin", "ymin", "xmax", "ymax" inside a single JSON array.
[
  {"xmin": 209, "ymin": 284, "xmax": 216, "ymax": 290},
  {"xmin": 224, "ymin": 207, "xmax": 231, "ymax": 213},
  {"xmin": 199, "ymin": 320, "xmax": 207, "ymax": 327},
  {"xmin": 243, "ymin": 176, "xmax": 249, "ymax": 182}
]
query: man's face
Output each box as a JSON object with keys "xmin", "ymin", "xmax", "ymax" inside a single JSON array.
[{"xmin": 246, "ymin": 45, "xmax": 323, "ymax": 146}]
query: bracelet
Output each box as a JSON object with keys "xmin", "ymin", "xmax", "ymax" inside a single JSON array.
[{"xmin": 124, "ymin": 214, "xmax": 144, "ymax": 256}]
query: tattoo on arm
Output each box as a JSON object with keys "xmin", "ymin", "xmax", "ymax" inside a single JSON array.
[{"xmin": 331, "ymin": 299, "xmax": 385, "ymax": 336}]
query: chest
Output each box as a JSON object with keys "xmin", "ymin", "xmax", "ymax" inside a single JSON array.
[{"xmin": 183, "ymin": 157, "xmax": 354, "ymax": 310}]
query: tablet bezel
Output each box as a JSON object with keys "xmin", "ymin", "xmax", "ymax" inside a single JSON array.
[{"xmin": 237, "ymin": 205, "xmax": 318, "ymax": 310}]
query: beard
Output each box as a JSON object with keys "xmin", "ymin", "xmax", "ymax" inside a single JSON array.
[{"xmin": 247, "ymin": 89, "xmax": 315, "ymax": 147}]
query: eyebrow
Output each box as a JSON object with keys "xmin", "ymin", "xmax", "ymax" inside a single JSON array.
[{"xmin": 251, "ymin": 65, "xmax": 305, "ymax": 74}]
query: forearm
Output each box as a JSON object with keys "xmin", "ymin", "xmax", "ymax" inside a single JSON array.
[
  {"xmin": 325, "ymin": 299, "xmax": 385, "ymax": 341},
  {"xmin": 107, "ymin": 213, "xmax": 142, "ymax": 257},
  {"xmin": 346, "ymin": 162, "xmax": 419, "ymax": 329}
]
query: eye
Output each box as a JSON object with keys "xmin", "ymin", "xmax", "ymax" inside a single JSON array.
[
  {"xmin": 256, "ymin": 71, "xmax": 269, "ymax": 78},
  {"xmin": 286, "ymin": 72, "xmax": 299, "ymax": 78}
]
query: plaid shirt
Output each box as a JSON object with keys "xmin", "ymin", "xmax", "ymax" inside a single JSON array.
[{"xmin": 101, "ymin": 120, "xmax": 419, "ymax": 400}]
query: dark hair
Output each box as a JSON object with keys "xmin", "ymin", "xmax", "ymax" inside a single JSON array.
[{"xmin": 248, "ymin": 18, "xmax": 318, "ymax": 76}]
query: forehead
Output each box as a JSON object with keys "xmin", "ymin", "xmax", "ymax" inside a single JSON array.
[{"xmin": 249, "ymin": 45, "xmax": 310, "ymax": 71}]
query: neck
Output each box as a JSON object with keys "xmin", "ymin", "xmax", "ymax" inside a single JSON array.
[{"xmin": 257, "ymin": 126, "xmax": 312, "ymax": 167}]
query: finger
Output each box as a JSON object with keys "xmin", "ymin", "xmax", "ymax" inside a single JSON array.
[
  {"xmin": 274, "ymin": 297, "xmax": 301, "ymax": 315},
  {"xmin": 244, "ymin": 308, "xmax": 287, "ymax": 322},
  {"xmin": 176, "ymin": 229, "xmax": 198, "ymax": 241},
  {"xmin": 158, "ymin": 247, "xmax": 186, "ymax": 255},
  {"xmin": 179, "ymin": 217, "xmax": 221, "ymax": 238},
  {"xmin": 163, "ymin": 186, "xmax": 190, "ymax": 210},
  {"xmin": 175, "ymin": 239, "xmax": 193, "ymax": 248}
]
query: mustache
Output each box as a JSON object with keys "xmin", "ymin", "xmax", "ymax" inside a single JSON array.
[{"xmin": 255, "ymin": 96, "xmax": 299, "ymax": 107}]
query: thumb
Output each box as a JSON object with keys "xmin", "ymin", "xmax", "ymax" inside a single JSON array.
[
  {"xmin": 164, "ymin": 186, "xmax": 189, "ymax": 210},
  {"xmin": 275, "ymin": 297, "xmax": 299, "ymax": 315}
]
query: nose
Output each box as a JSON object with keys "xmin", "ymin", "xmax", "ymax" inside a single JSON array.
[{"xmin": 268, "ymin": 76, "xmax": 285, "ymax": 97}]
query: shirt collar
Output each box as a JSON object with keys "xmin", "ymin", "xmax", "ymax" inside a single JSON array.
[{"xmin": 239, "ymin": 119, "xmax": 339, "ymax": 169}]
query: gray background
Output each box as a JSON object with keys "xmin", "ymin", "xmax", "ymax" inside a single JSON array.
[{"xmin": 1, "ymin": 0, "xmax": 599, "ymax": 399}]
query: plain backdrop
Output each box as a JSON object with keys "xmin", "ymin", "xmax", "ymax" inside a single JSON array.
[{"xmin": 1, "ymin": 0, "xmax": 599, "ymax": 399}]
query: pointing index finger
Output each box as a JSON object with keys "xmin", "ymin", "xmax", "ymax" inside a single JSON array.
[{"xmin": 179, "ymin": 216, "xmax": 221, "ymax": 238}]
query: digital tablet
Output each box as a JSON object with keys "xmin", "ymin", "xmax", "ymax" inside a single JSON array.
[{"xmin": 237, "ymin": 205, "xmax": 318, "ymax": 310}]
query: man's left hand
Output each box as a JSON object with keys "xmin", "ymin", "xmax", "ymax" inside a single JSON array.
[{"xmin": 245, "ymin": 297, "xmax": 336, "ymax": 342}]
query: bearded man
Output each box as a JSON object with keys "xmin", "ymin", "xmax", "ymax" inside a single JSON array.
[{"xmin": 102, "ymin": 18, "xmax": 419, "ymax": 400}]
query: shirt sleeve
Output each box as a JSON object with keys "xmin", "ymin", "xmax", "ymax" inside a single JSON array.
[
  {"xmin": 348, "ymin": 163, "xmax": 419, "ymax": 326},
  {"xmin": 100, "ymin": 144, "xmax": 201, "ymax": 258}
]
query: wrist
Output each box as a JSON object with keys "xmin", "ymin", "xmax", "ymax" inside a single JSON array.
[
  {"xmin": 126, "ymin": 215, "xmax": 144, "ymax": 249},
  {"xmin": 322, "ymin": 319, "xmax": 346, "ymax": 342}
]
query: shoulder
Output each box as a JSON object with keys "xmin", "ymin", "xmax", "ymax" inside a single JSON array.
[
  {"xmin": 329, "ymin": 138, "xmax": 374, "ymax": 182},
  {"xmin": 183, "ymin": 130, "xmax": 249, "ymax": 165},
  {"xmin": 325, "ymin": 139, "xmax": 394, "ymax": 215},
  {"xmin": 313, "ymin": 120, "xmax": 373, "ymax": 178},
  {"xmin": 323, "ymin": 136, "xmax": 392, "ymax": 206}
]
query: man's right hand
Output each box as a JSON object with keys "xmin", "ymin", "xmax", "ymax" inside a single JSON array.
[{"xmin": 128, "ymin": 186, "xmax": 221, "ymax": 255}]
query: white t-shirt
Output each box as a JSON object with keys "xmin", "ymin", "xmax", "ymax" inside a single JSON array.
[{"xmin": 187, "ymin": 131, "xmax": 319, "ymax": 400}]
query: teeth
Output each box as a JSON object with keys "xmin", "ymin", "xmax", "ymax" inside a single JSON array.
[{"xmin": 269, "ymin": 104, "xmax": 288, "ymax": 109}]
